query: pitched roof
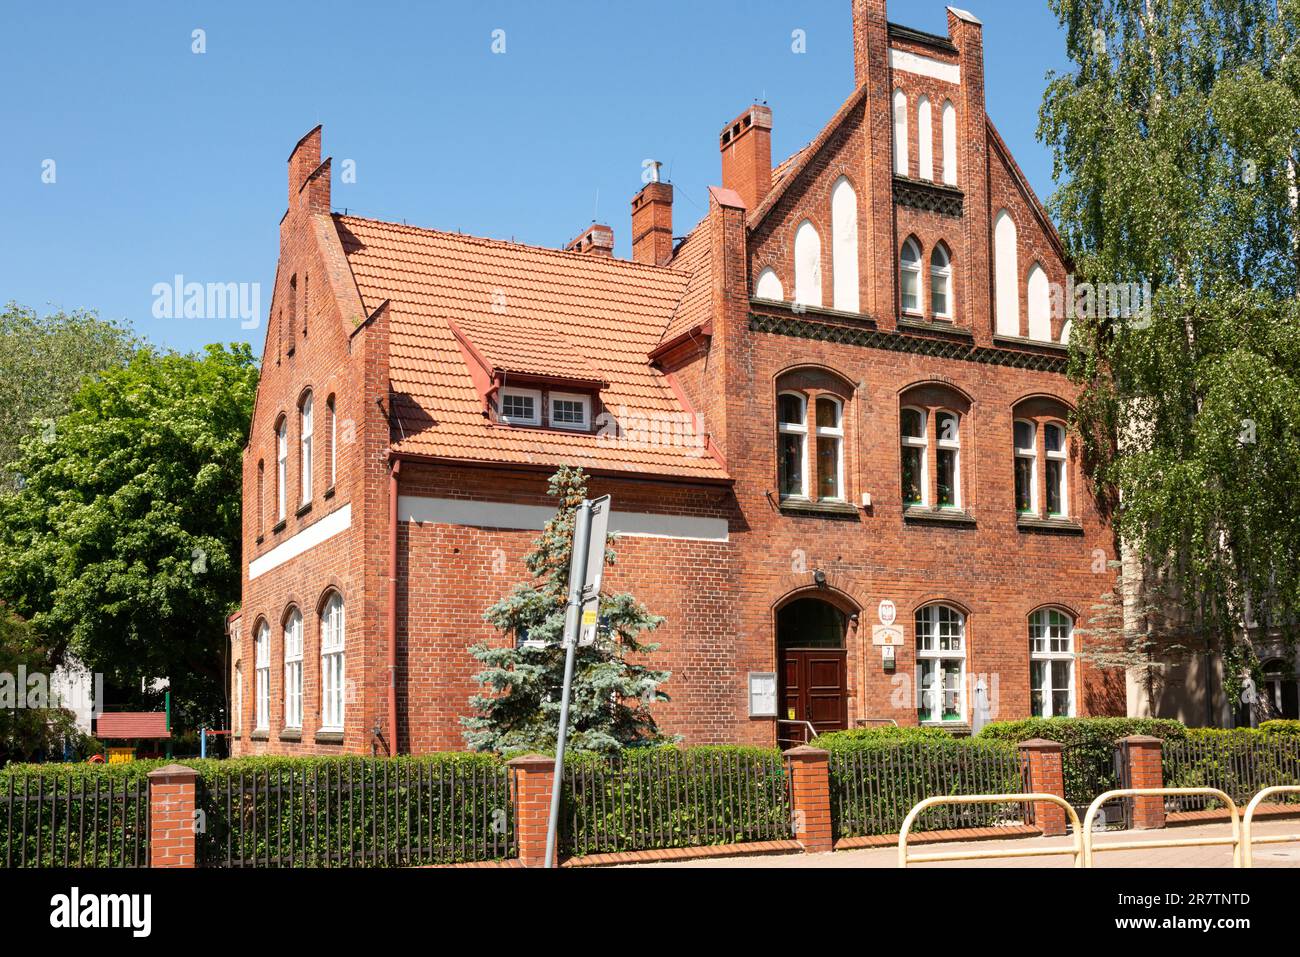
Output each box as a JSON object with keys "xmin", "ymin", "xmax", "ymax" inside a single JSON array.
[
  {"xmin": 334, "ymin": 215, "xmax": 729, "ymax": 481},
  {"xmin": 659, "ymin": 223, "xmax": 712, "ymax": 344},
  {"xmin": 95, "ymin": 712, "xmax": 169, "ymax": 740}
]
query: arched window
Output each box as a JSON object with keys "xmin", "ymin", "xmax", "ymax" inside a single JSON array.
[
  {"xmin": 320, "ymin": 593, "xmax": 346, "ymax": 731},
  {"xmin": 892, "ymin": 88, "xmax": 909, "ymax": 175},
  {"xmin": 930, "ymin": 244, "xmax": 953, "ymax": 319},
  {"xmin": 900, "ymin": 238, "xmax": 922, "ymax": 314},
  {"xmin": 916, "ymin": 605, "xmax": 966, "ymax": 723},
  {"xmin": 276, "ymin": 417, "xmax": 288, "ymax": 523},
  {"xmin": 254, "ymin": 621, "xmax": 270, "ymax": 731},
  {"xmin": 1014, "ymin": 420, "xmax": 1038, "ymax": 514},
  {"xmin": 831, "ymin": 177, "xmax": 859, "ymax": 313},
  {"xmin": 256, "ymin": 460, "xmax": 265, "ymax": 536},
  {"xmin": 994, "ymin": 210, "xmax": 1020, "ymax": 336},
  {"xmin": 777, "ymin": 392, "xmax": 808, "ymax": 499},
  {"xmin": 935, "ymin": 410, "xmax": 961, "ymax": 508},
  {"xmin": 917, "ymin": 96, "xmax": 933, "ymax": 181},
  {"xmin": 299, "ymin": 391, "xmax": 314, "ymax": 505},
  {"xmin": 816, "ymin": 396, "xmax": 844, "ymax": 501},
  {"xmin": 1029, "ymin": 609, "xmax": 1075, "ymax": 717},
  {"xmin": 326, "ymin": 395, "xmax": 338, "ymax": 489},
  {"xmin": 1045, "ymin": 422, "xmax": 1068, "ymax": 516},
  {"xmin": 942, "ymin": 101, "xmax": 957, "ymax": 185},
  {"xmin": 755, "ymin": 267, "xmax": 784, "ymax": 302},
  {"xmin": 283, "ymin": 608, "xmax": 303, "ymax": 730},
  {"xmin": 900, "ymin": 406, "xmax": 927, "ymax": 506},
  {"xmin": 793, "ymin": 221, "xmax": 823, "ymax": 308},
  {"xmin": 1027, "ymin": 264, "xmax": 1052, "ymax": 341}
]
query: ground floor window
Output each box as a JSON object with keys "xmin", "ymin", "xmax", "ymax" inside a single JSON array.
[
  {"xmin": 320, "ymin": 593, "xmax": 345, "ymax": 731},
  {"xmin": 254, "ymin": 621, "xmax": 270, "ymax": 731},
  {"xmin": 1029, "ymin": 608, "xmax": 1075, "ymax": 717},
  {"xmin": 916, "ymin": 604, "xmax": 965, "ymax": 722}
]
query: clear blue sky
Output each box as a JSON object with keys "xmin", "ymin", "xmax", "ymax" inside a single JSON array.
[{"xmin": 0, "ymin": 1, "xmax": 1071, "ymax": 358}]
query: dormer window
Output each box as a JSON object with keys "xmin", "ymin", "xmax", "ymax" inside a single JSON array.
[
  {"xmin": 549, "ymin": 392, "xmax": 591, "ymax": 431},
  {"xmin": 500, "ymin": 387, "xmax": 541, "ymax": 426}
]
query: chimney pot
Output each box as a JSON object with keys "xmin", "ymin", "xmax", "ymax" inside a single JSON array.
[{"xmin": 565, "ymin": 224, "xmax": 615, "ymax": 257}]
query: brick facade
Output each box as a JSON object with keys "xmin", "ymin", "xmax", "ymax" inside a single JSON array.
[{"xmin": 231, "ymin": 2, "xmax": 1124, "ymax": 758}]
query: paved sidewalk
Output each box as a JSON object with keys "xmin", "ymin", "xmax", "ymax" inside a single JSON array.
[{"xmin": 620, "ymin": 818, "xmax": 1300, "ymax": 868}]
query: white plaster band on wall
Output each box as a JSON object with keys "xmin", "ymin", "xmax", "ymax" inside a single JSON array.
[
  {"xmin": 889, "ymin": 48, "xmax": 961, "ymax": 86},
  {"xmin": 249, "ymin": 504, "xmax": 352, "ymax": 580}
]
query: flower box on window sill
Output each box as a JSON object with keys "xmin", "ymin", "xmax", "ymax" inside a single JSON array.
[
  {"xmin": 903, "ymin": 505, "xmax": 976, "ymax": 526},
  {"xmin": 314, "ymin": 730, "xmax": 344, "ymax": 745},
  {"xmin": 778, "ymin": 497, "xmax": 860, "ymax": 518},
  {"xmin": 249, "ymin": 730, "xmax": 268, "ymax": 741},
  {"xmin": 279, "ymin": 729, "xmax": 302, "ymax": 742},
  {"xmin": 1016, "ymin": 515, "xmax": 1084, "ymax": 535}
]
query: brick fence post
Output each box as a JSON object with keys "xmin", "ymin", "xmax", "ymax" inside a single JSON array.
[
  {"xmin": 147, "ymin": 763, "xmax": 199, "ymax": 868},
  {"xmin": 784, "ymin": 745, "xmax": 833, "ymax": 854},
  {"xmin": 1120, "ymin": 735, "xmax": 1166, "ymax": 830},
  {"xmin": 507, "ymin": 754, "xmax": 556, "ymax": 867},
  {"xmin": 1018, "ymin": 738, "xmax": 1068, "ymax": 836}
]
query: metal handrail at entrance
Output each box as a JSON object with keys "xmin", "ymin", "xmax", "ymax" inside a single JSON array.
[
  {"xmin": 777, "ymin": 719, "xmax": 818, "ymax": 747},
  {"xmin": 1242, "ymin": 786, "xmax": 1300, "ymax": 868},
  {"xmin": 854, "ymin": 717, "xmax": 900, "ymax": 727},
  {"xmin": 898, "ymin": 793, "xmax": 1083, "ymax": 867},
  {"xmin": 1082, "ymin": 788, "xmax": 1241, "ymax": 867}
]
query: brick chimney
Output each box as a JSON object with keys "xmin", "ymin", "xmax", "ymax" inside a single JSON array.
[
  {"xmin": 852, "ymin": 0, "xmax": 888, "ymax": 88},
  {"xmin": 631, "ymin": 180, "xmax": 674, "ymax": 266},
  {"xmin": 287, "ymin": 124, "xmax": 330, "ymax": 213},
  {"xmin": 565, "ymin": 224, "xmax": 615, "ymax": 257},
  {"xmin": 719, "ymin": 104, "xmax": 773, "ymax": 213}
]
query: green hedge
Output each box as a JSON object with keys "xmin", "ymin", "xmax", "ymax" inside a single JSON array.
[
  {"xmin": 1261, "ymin": 719, "xmax": 1300, "ymax": 737},
  {"xmin": 811, "ymin": 726, "xmax": 954, "ymax": 750}
]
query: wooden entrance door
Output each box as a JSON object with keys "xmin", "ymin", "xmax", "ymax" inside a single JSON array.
[{"xmin": 780, "ymin": 648, "xmax": 848, "ymax": 743}]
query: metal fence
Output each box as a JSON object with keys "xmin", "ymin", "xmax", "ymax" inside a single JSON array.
[
  {"xmin": 1, "ymin": 774, "xmax": 149, "ymax": 868},
  {"xmin": 828, "ymin": 742, "xmax": 1028, "ymax": 839},
  {"xmin": 1163, "ymin": 736, "xmax": 1300, "ymax": 814},
  {"xmin": 561, "ymin": 748, "xmax": 791, "ymax": 856},
  {"xmin": 198, "ymin": 760, "xmax": 515, "ymax": 867},
  {"xmin": 1062, "ymin": 741, "xmax": 1130, "ymax": 828}
]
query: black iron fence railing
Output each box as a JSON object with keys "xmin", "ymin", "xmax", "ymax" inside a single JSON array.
[
  {"xmin": 1, "ymin": 773, "xmax": 149, "ymax": 868},
  {"xmin": 1162, "ymin": 736, "xmax": 1300, "ymax": 813}
]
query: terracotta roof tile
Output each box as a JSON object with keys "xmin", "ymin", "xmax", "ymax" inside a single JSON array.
[{"xmin": 95, "ymin": 712, "xmax": 169, "ymax": 739}]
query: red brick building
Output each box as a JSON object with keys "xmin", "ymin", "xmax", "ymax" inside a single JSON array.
[{"xmin": 230, "ymin": 1, "xmax": 1124, "ymax": 757}]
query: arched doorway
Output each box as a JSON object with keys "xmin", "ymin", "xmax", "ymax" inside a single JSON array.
[{"xmin": 777, "ymin": 596, "xmax": 850, "ymax": 743}]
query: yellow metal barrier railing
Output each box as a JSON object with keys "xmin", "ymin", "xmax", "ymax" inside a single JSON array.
[
  {"xmin": 898, "ymin": 793, "xmax": 1082, "ymax": 868},
  {"xmin": 1082, "ymin": 788, "xmax": 1241, "ymax": 867},
  {"xmin": 1242, "ymin": 786, "xmax": 1300, "ymax": 868}
]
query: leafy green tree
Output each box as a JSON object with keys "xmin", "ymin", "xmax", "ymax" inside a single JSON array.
[
  {"xmin": 0, "ymin": 302, "xmax": 137, "ymax": 494},
  {"xmin": 0, "ymin": 606, "xmax": 89, "ymax": 765},
  {"xmin": 0, "ymin": 344, "xmax": 259, "ymax": 731},
  {"xmin": 1041, "ymin": 0, "xmax": 1300, "ymax": 705},
  {"xmin": 462, "ymin": 467, "xmax": 671, "ymax": 755}
]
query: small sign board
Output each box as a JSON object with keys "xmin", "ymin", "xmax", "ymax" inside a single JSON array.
[
  {"xmin": 577, "ymin": 496, "xmax": 611, "ymax": 647},
  {"xmin": 877, "ymin": 599, "xmax": 897, "ymax": 626},
  {"xmin": 872, "ymin": 624, "xmax": 904, "ymax": 646},
  {"xmin": 748, "ymin": 672, "xmax": 778, "ymax": 718}
]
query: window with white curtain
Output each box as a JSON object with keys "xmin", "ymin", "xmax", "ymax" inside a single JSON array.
[
  {"xmin": 831, "ymin": 177, "xmax": 859, "ymax": 313},
  {"xmin": 777, "ymin": 392, "xmax": 808, "ymax": 499},
  {"xmin": 254, "ymin": 621, "xmax": 270, "ymax": 731},
  {"xmin": 893, "ymin": 89, "xmax": 909, "ymax": 175},
  {"xmin": 815, "ymin": 397, "xmax": 844, "ymax": 501},
  {"xmin": 1014, "ymin": 420, "xmax": 1038, "ymax": 514},
  {"xmin": 320, "ymin": 593, "xmax": 345, "ymax": 731},
  {"xmin": 299, "ymin": 392, "xmax": 314, "ymax": 505},
  {"xmin": 916, "ymin": 605, "xmax": 966, "ymax": 723},
  {"xmin": 994, "ymin": 210, "xmax": 1020, "ymax": 336},
  {"xmin": 930, "ymin": 244, "xmax": 952, "ymax": 319},
  {"xmin": 942, "ymin": 101, "xmax": 957, "ymax": 185},
  {"xmin": 900, "ymin": 238, "xmax": 922, "ymax": 314},
  {"xmin": 1030, "ymin": 609, "xmax": 1075, "ymax": 717},
  {"xmin": 283, "ymin": 609, "xmax": 303, "ymax": 729},
  {"xmin": 794, "ymin": 221, "xmax": 823, "ymax": 307},
  {"xmin": 917, "ymin": 96, "xmax": 933, "ymax": 181}
]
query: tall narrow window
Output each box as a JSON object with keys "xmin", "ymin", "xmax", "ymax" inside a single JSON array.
[
  {"xmin": 994, "ymin": 210, "xmax": 1020, "ymax": 336},
  {"xmin": 916, "ymin": 605, "xmax": 966, "ymax": 723},
  {"xmin": 1027, "ymin": 264, "xmax": 1052, "ymax": 341},
  {"xmin": 1014, "ymin": 420, "xmax": 1038, "ymax": 514},
  {"xmin": 794, "ymin": 221, "xmax": 822, "ymax": 308},
  {"xmin": 831, "ymin": 177, "xmax": 859, "ymax": 313},
  {"xmin": 299, "ymin": 392, "xmax": 314, "ymax": 505},
  {"xmin": 917, "ymin": 96, "xmax": 933, "ymax": 181},
  {"xmin": 276, "ymin": 418, "xmax": 287, "ymax": 522},
  {"xmin": 302, "ymin": 273, "xmax": 309, "ymax": 336},
  {"xmin": 901, "ymin": 407, "xmax": 927, "ymax": 506},
  {"xmin": 287, "ymin": 276, "xmax": 298, "ymax": 351},
  {"xmin": 942, "ymin": 101, "xmax": 958, "ymax": 185},
  {"xmin": 935, "ymin": 411, "xmax": 960, "ymax": 508},
  {"xmin": 283, "ymin": 609, "xmax": 303, "ymax": 730},
  {"xmin": 233, "ymin": 664, "xmax": 242, "ymax": 736},
  {"xmin": 254, "ymin": 621, "xmax": 270, "ymax": 731},
  {"xmin": 1045, "ymin": 423, "xmax": 1068, "ymax": 516},
  {"xmin": 1030, "ymin": 609, "xmax": 1075, "ymax": 717},
  {"xmin": 755, "ymin": 267, "xmax": 784, "ymax": 301},
  {"xmin": 930, "ymin": 244, "xmax": 952, "ymax": 319},
  {"xmin": 320, "ymin": 593, "xmax": 345, "ymax": 731},
  {"xmin": 900, "ymin": 238, "xmax": 922, "ymax": 314},
  {"xmin": 815, "ymin": 397, "xmax": 844, "ymax": 501},
  {"xmin": 892, "ymin": 89, "xmax": 909, "ymax": 175},
  {"xmin": 327, "ymin": 395, "xmax": 337, "ymax": 489},
  {"xmin": 256, "ymin": 460, "xmax": 265, "ymax": 536},
  {"xmin": 777, "ymin": 392, "xmax": 808, "ymax": 499}
]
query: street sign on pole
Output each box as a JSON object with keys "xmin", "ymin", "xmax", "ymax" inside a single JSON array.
[{"xmin": 543, "ymin": 495, "xmax": 611, "ymax": 868}]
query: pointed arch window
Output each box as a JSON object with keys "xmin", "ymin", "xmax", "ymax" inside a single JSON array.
[
  {"xmin": 831, "ymin": 177, "xmax": 859, "ymax": 313},
  {"xmin": 892, "ymin": 89, "xmax": 909, "ymax": 175},
  {"xmin": 930, "ymin": 244, "xmax": 953, "ymax": 319},
  {"xmin": 299, "ymin": 391, "xmax": 314, "ymax": 505},
  {"xmin": 276, "ymin": 418, "xmax": 288, "ymax": 523},
  {"xmin": 794, "ymin": 221, "xmax": 823, "ymax": 308},
  {"xmin": 755, "ymin": 267, "xmax": 784, "ymax": 301},
  {"xmin": 994, "ymin": 210, "xmax": 1020, "ymax": 336},
  {"xmin": 942, "ymin": 101, "xmax": 958, "ymax": 185},
  {"xmin": 917, "ymin": 96, "xmax": 933, "ymax": 181},
  {"xmin": 900, "ymin": 238, "xmax": 922, "ymax": 315}
]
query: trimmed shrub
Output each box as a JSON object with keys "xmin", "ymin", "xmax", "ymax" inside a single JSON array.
[
  {"xmin": 976, "ymin": 716, "xmax": 1189, "ymax": 746},
  {"xmin": 1261, "ymin": 719, "xmax": 1300, "ymax": 737},
  {"xmin": 811, "ymin": 726, "xmax": 953, "ymax": 750}
]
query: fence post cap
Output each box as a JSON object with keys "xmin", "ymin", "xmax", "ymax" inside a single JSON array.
[
  {"xmin": 505, "ymin": 753, "xmax": 556, "ymax": 770},
  {"xmin": 146, "ymin": 763, "xmax": 199, "ymax": 781},
  {"xmin": 1017, "ymin": 738, "xmax": 1064, "ymax": 751},
  {"xmin": 782, "ymin": 745, "xmax": 829, "ymax": 760},
  {"xmin": 1118, "ymin": 734, "xmax": 1164, "ymax": 746}
]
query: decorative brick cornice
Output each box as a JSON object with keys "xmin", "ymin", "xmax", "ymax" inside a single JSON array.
[
  {"xmin": 748, "ymin": 313, "xmax": 1069, "ymax": 373},
  {"xmin": 893, "ymin": 176, "xmax": 964, "ymax": 217}
]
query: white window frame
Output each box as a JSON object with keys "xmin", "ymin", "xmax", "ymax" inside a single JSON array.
[
  {"xmin": 320, "ymin": 593, "xmax": 345, "ymax": 732},
  {"xmin": 283, "ymin": 609, "xmax": 303, "ymax": 730},
  {"xmin": 814, "ymin": 396, "xmax": 845, "ymax": 502},
  {"xmin": 233, "ymin": 663, "xmax": 242, "ymax": 736},
  {"xmin": 254, "ymin": 621, "xmax": 270, "ymax": 731},
  {"xmin": 900, "ymin": 238, "xmax": 922, "ymax": 315},
  {"xmin": 1014, "ymin": 419, "xmax": 1039, "ymax": 514},
  {"xmin": 930, "ymin": 244, "xmax": 953, "ymax": 319},
  {"xmin": 300, "ymin": 392, "xmax": 314, "ymax": 505},
  {"xmin": 499, "ymin": 387, "xmax": 542, "ymax": 427},
  {"xmin": 935, "ymin": 410, "xmax": 961, "ymax": 509},
  {"xmin": 1045, "ymin": 422, "xmax": 1068, "ymax": 517},
  {"xmin": 916, "ymin": 605, "xmax": 967, "ymax": 724},
  {"xmin": 328, "ymin": 397, "xmax": 337, "ymax": 489},
  {"xmin": 900, "ymin": 406, "xmax": 928, "ymax": 506},
  {"xmin": 1029, "ymin": 609, "xmax": 1075, "ymax": 718},
  {"xmin": 777, "ymin": 391, "xmax": 809, "ymax": 500},
  {"xmin": 276, "ymin": 419, "xmax": 287, "ymax": 522},
  {"xmin": 549, "ymin": 391, "xmax": 591, "ymax": 431}
]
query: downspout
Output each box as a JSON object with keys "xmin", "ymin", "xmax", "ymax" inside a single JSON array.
[{"xmin": 387, "ymin": 457, "xmax": 402, "ymax": 754}]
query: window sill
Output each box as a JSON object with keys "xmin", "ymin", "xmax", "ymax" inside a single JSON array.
[
  {"xmin": 991, "ymin": 334, "xmax": 1069, "ymax": 353},
  {"xmin": 778, "ymin": 497, "xmax": 860, "ymax": 518},
  {"xmin": 315, "ymin": 730, "xmax": 344, "ymax": 744},
  {"xmin": 296, "ymin": 501, "xmax": 313, "ymax": 518},
  {"xmin": 897, "ymin": 317, "xmax": 973, "ymax": 339},
  {"xmin": 255, "ymin": 534, "xmax": 264, "ymax": 545},
  {"xmin": 903, "ymin": 505, "xmax": 976, "ymax": 526},
  {"xmin": 748, "ymin": 297, "xmax": 878, "ymax": 328},
  {"xmin": 249, "ymin": 730, "xmax": 269, "ymax": 741},
  {"xmin": 1017, "ymin": 515, "xmax": 1084, "ymax": 535},
  {"xmin": 279, "ymin": 729, "xmax": 302, "ymax": 742},
  {"xmin": 323, "ymin": 486, "xmax": 336, "ymax": 500},
  {"xmin": 272, "ymin": 519, "xmax": 287, "ymax": 535}
]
